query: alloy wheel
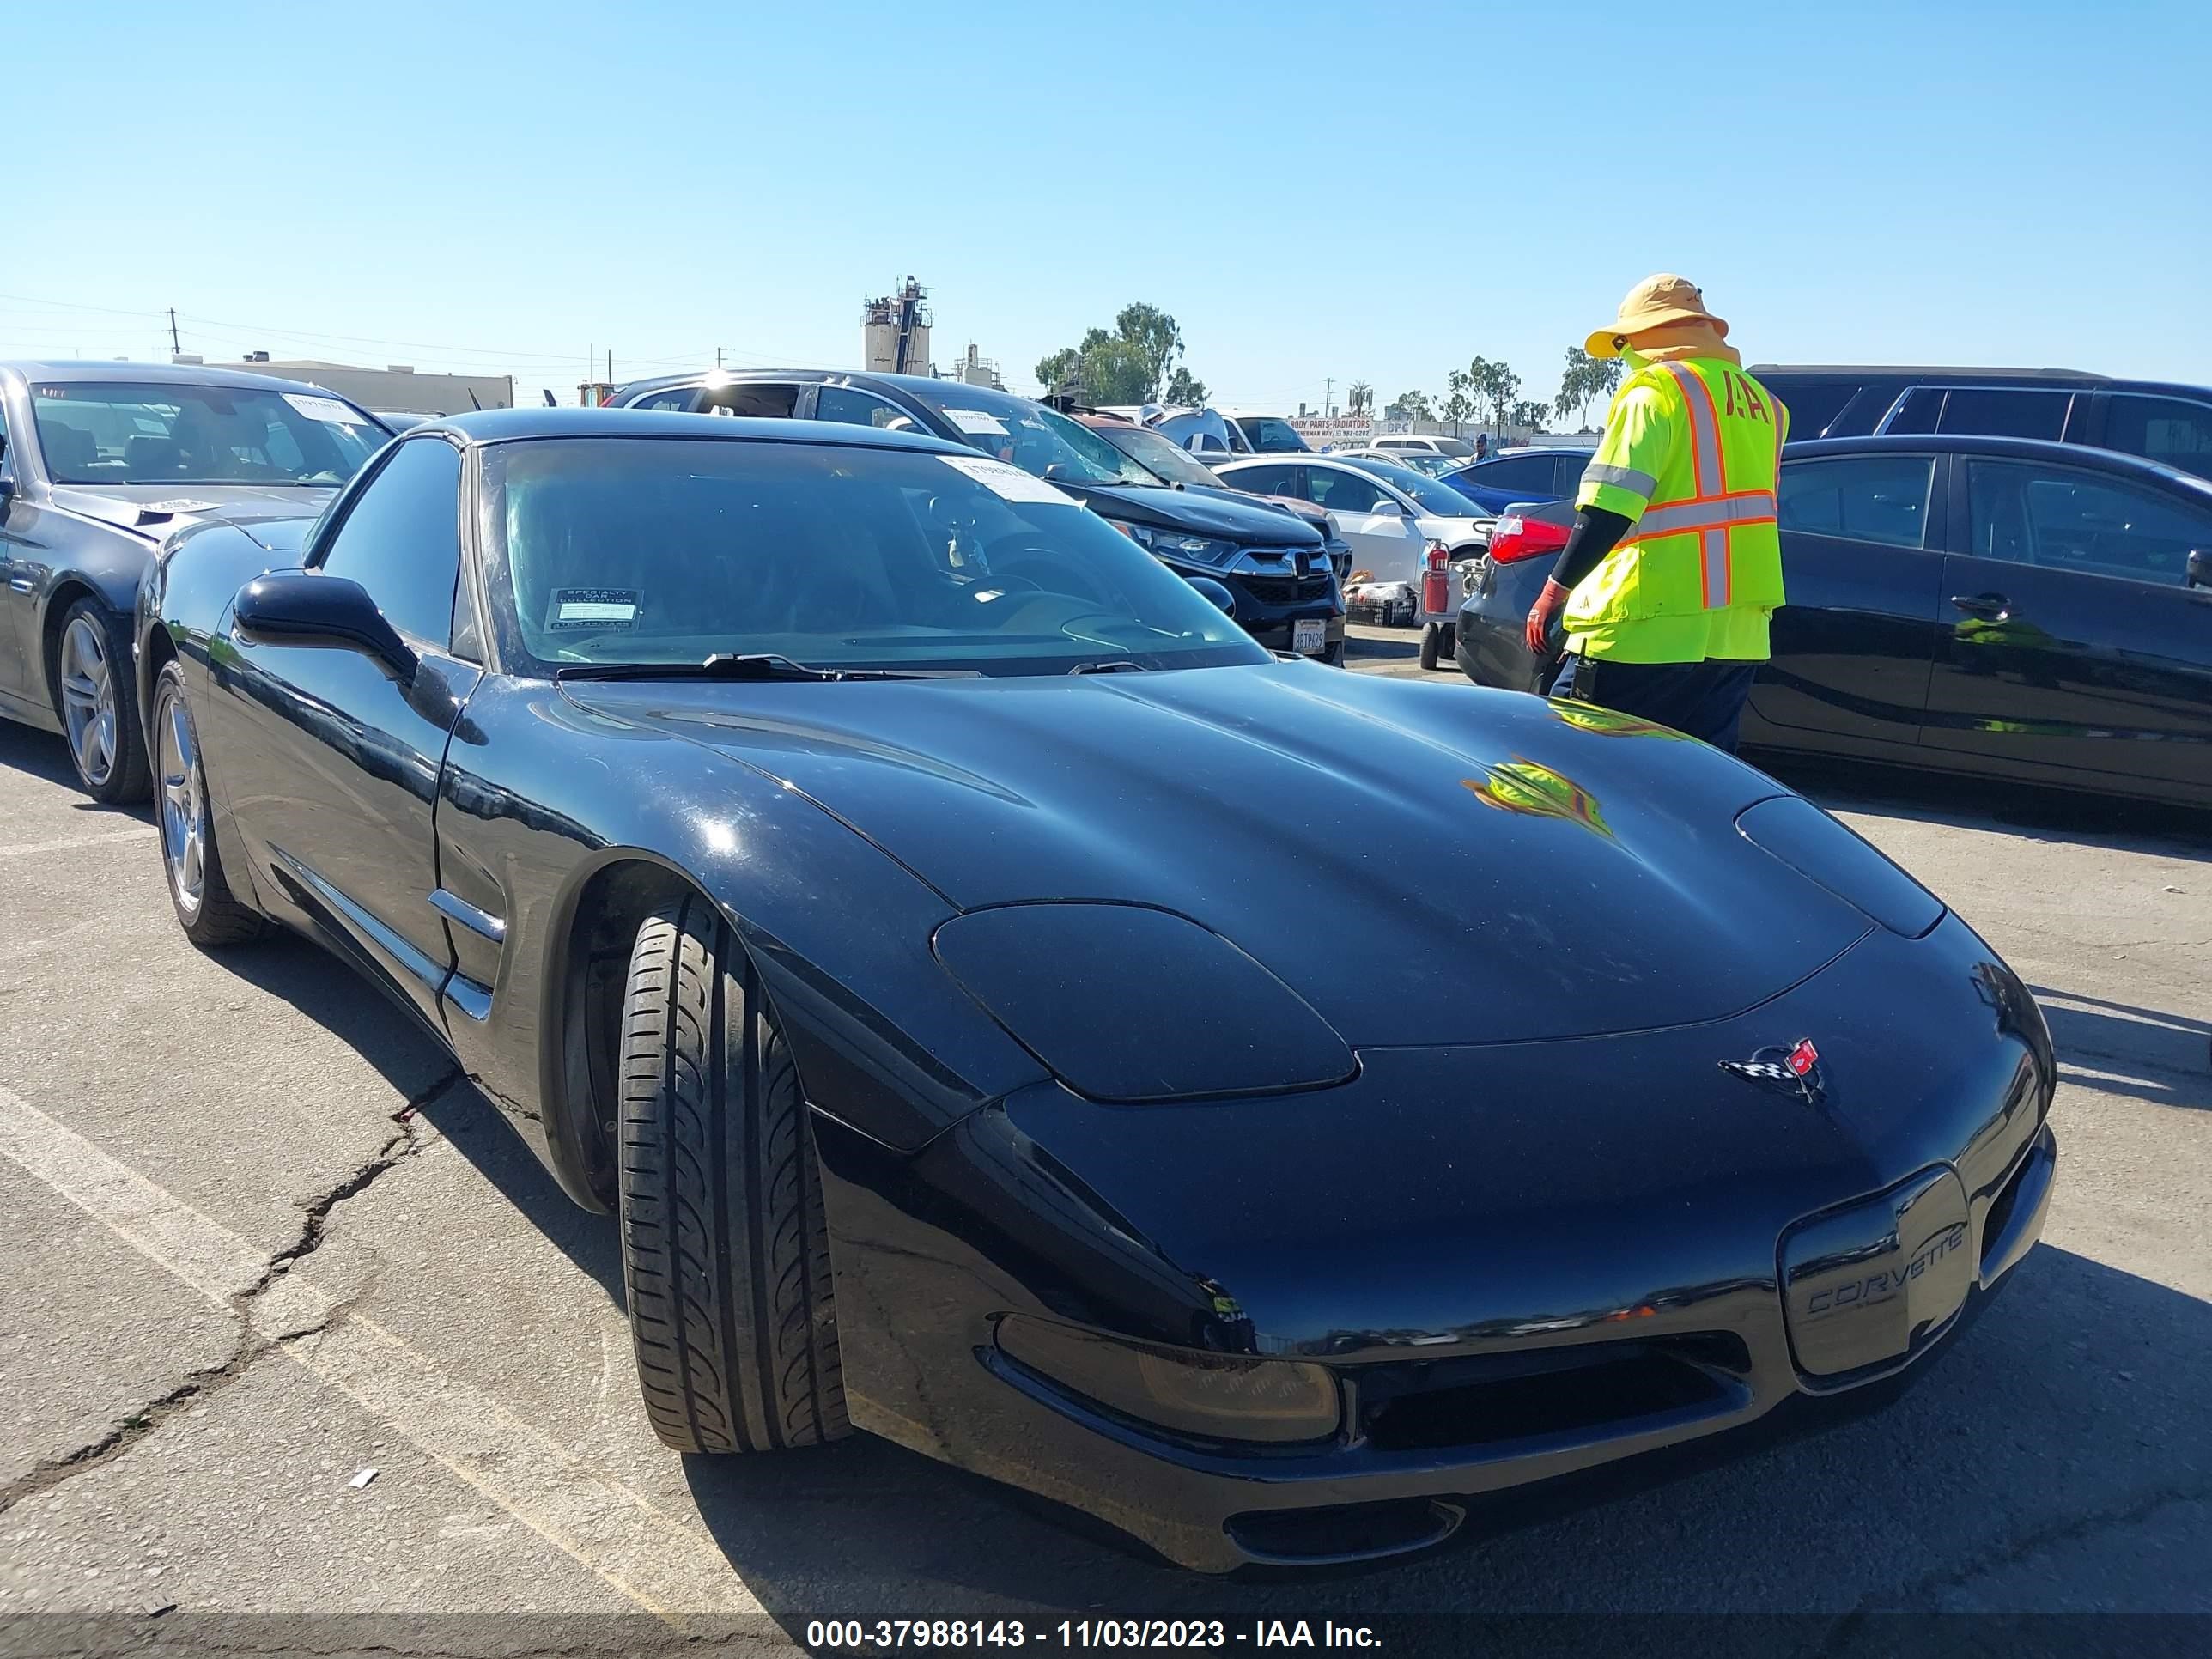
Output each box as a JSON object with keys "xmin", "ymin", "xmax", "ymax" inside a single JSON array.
[
  {"xmin": 58, "ymin": 615, "xmax": 118, "ymax": 787},
  {"xmin": 158, "ymin": 692, "xmax": 207, "ymax": 920}
]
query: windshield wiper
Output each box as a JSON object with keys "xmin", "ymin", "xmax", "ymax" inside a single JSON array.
[
  {"xmin": 1067, "ymin": 659, "xmax": 1151, "ymax": 675},
  {"xmin": 556, "ymin": 653, "xmax": 975, "ymax": 683}
]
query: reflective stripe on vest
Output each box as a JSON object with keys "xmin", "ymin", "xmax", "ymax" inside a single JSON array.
[{"xmin": 1640, "ymin": 362, "xmax": 1756, "ymax": 607}]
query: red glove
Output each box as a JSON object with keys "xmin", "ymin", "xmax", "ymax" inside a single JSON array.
[{"xmin": 1525, "ymin": 579, "xmax": 1569, "ymax": 655}]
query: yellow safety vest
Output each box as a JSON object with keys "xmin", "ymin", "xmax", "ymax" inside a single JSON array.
[{"xmin": 1565, "ymin": 357, "xmax": 1788, "ymax": 663}]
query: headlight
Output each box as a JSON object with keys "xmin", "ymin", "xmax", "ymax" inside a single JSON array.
[
  {"xmin": 1103, "ymin": 520, "xmax": 1240, "ymax": 568},
  {"xmin": 996, "ymin": 1314, "xmax": 1340, "ymax": 1444},
  {"xmin": 933, "ymin": 902, "xmax": 1353, "ymax": 1101},
  {"xmin": 1736, "ymin": 796, "xmax": 1945, "ymax": 938}
]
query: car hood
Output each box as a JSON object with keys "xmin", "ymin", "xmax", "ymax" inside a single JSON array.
[
  {"xmin": 1064, "ymin": 482, "xmax": 1323, "ymax": 544},
  {"xmin": 1178, "ymin": 483, "xmax": 1332, "ymax": 534},
  {"xmin": 48, "ymin": 483, "xmax": 337, "ymax": 547},
  {"xmin": 569, "ymin": 665, "xmax": 1871, "ymax": 1048}
]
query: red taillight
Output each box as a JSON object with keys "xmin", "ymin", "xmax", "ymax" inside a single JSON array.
[
  {"xmin": 1486, "ymin": 514, "xmax": 1571, "ymax": 564},
  {"xmin": 1421, "ymin": 541, "xmax": 1450, "ymax": 615}
]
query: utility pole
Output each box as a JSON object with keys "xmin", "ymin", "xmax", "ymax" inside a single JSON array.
[
  {"xmin": 715, "ymin": 346, "xmax": 726, "ymax": 369},
  {"xmin": 606, "ymin": 349, "xmax": 612, "ymax": 385},
  {"xmin": 1322, "ymin": 377, "xmax": 1333, "ymax": 418},
  {"xmin": 167, "ymin": 308, "xmax": 179, "ymax": 357}
]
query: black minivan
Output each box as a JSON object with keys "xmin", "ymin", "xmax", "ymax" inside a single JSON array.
[
  {"xmin": 1752, "ymin": 364, "xmax": 2212, "ymax": 480},
  {"xmin": 608, "ymin": 370, "xmax": 1346, "ymax": 662}
]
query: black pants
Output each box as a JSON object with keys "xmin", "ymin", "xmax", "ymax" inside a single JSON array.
[{"xmin": 1548, "ymin": 654, "xmax": 1761, "ymax": 753}]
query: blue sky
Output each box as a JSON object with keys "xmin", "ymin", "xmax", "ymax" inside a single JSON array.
[{"xmin": 9, "ymin": 0, "xmax": 2208, "ymax": 413}]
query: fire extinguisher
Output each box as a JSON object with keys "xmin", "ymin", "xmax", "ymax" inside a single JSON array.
[{"xmin": 1420, "ymin": 541, "xmax": 1451, "ymax": 618}]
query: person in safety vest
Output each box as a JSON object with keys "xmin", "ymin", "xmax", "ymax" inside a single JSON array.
[{"xmin": 1523, "ymin": 275, "xmax": 1786, "ymax": 752}]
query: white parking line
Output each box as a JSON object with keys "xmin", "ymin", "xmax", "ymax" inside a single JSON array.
[
  {"xmin": 0, "ymin": 826, "xmax": 158, "ymax": 859},
  {"xmin": 0, "ymin": 1083, "xmax": 765, "ymax": 1624}
]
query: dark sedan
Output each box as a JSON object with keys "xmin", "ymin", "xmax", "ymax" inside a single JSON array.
[
  {"xmin": 0, "ymin": 362, "xmax": 389, "ymax": 798},
  {"xmin": 610, "ymin": 369, "xmax": 1345, "ymax": 662},
  {"xmin": 138, "ymin": 410, "xmax": 2054, "ymax": 1572},
  {"xmin": 1455, "ymin": 434, "xmax": 2212, "ymax": 807}
]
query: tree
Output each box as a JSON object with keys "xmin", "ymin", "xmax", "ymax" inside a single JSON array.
[
  {"xmin": 1467, "ymin": 356, "xmax": 1521, "ymax": 440},
  {"xmin": 1554, "ymin": 346, "xmax": 1621, "ymax": 430},
  {"xmin": 1036, "ymin": 303, "xmax": 1198, "ymax": 405},
  {"xmin": 1164, "ymin": 365, "xmax": 1207, "ymax": 405},
  {"xmin": 1346, "ymin": 380, "xmax": 1373, "ymax": 416},
  {"xmin": 1440, "ymin": 369, "xmax": 1475, "ymax": 427},
  {"xmin": 1387, "ymin": 389, "xmax": 1435, "ymax": 422},
  {"xmin": 1510, "ymin": 399, "xmax": 1550, "ymax": 434}
]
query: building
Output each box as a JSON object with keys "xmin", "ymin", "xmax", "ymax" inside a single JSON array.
[
  {"xmin": 861, "ymin": 278, "xmax": 932, "ymax": 378},
  {"xmin": 950, "ymin": 343, "xmax": 1003, "ymax": 389},
  {"xmin": 199, "ymin": 355, "xmax": 514, "ymax": 417}
]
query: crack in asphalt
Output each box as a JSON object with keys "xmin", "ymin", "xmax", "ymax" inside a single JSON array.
[
  {"xmin": 0, "ymin": 1068, "xmax": 462, "ymax": 1517},
  {"xmin": 1814, "ymin": 1479, "xmax": 2212, "ymax": 1647}
]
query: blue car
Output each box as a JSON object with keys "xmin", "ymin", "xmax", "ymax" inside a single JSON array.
[{"xmin": 1443, "ymin": 447, "xmax": 1597, "ymax": 514}]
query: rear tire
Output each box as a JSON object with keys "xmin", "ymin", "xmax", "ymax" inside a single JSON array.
[
  {"xmin": 1418, "ymin": 624, "xmax": 1442, "ymax": 672},
  {"xmin": 617, "ymin": 894, "xmax": 849, "ymax": 1455},
  {"xmin": 151, "ymin": 662, "xmax": 267, "ymax": 947}
]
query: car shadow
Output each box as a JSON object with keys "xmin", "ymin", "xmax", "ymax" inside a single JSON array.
[
  {"xmin": 675, "ymin": 1244, "xmax": 2211, "ymax": 1638},
  {"xmin": 1344, "ymin": 629, "xmax": 1422, "ymax": 664},
  {"xmin": 0, "ymin": 720, "xmax": 155, "ymax": 824},
  {"xmin": 2033, "ymin": 984, "xmax": 2209, "ymax": 1109},
  {"xmin": 1763, "ymin": 755, "xmax": 2212, "ymax": 855}
]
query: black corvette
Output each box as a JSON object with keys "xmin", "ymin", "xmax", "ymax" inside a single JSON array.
[{"xmin": 137, "ymin": 410, "xmax": 2057, "ymax": 1572}]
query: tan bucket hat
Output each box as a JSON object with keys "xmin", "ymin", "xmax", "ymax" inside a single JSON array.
[{"xmin": 1584, "ymin": 274, "xmax": 1729, "ymax": 358}]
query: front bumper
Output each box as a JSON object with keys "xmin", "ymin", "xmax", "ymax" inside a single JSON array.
[{"xmin": 811, "ymin": 917, "xmax": 2057, "ymax": 1573}]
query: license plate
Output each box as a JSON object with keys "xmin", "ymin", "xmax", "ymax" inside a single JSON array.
[{"xmin": 1292, "ymin": 618, "xmax": 1328, "ymax": 655}]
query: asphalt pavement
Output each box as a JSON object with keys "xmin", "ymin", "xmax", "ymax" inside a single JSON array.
[{"xmin": 0, "ymin": 639, "xmax": 2205, "ymax": 1656}]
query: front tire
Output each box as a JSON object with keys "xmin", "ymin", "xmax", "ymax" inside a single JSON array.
[
  {"xmin": 617, "ymin": 896, "xmax": 849, "ymax": 1455},
  {"xmin": 1418, "ymin": 623, "xmax": 1443, "ymax": 672},
  {"xmin": 151, "ymin": 662, "xmax": 266, "ymax": 947},
  {"xmin": 54, "ymin": 599, "xmax": 149, "ymax": 804}
]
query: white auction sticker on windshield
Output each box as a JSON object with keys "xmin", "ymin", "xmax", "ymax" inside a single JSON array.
[
  {"xmin": 550, "ymin": 587, "xmax": 640, "ymax": 629},
  {"xmin": 283, "ymin": 392, "xmax": 371, "ymax": 426},
  {"xmin": 941, "ymin": 409, "xmax": 1010, "ymax": 436},
  {"xmin": 937, "ymin": 455, "xmax": 1077, "ymax": 505}
]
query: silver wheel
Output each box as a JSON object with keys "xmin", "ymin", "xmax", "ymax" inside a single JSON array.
[
  {"xmin": 158, "ymin": 690, "xmax": 207, "ymax": 921},
  {"xmin": 59, "ymin": 614, "xmax": 118, "ymax": 787}
]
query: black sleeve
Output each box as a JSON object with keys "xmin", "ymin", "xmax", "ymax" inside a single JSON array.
[{"xmin": 1547, "ymin": 507, "xmax": 1632, "ymax": 590}]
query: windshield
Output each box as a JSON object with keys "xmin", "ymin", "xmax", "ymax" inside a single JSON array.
[
  {"xmin": 1429, "ymin": 437, "xmax": 1475, "ymax": 459},
  {"xmin": 1343, "ymin": 457, "xmax": 1486, "ymax": 516},
  {"xmin": 904, "ymin": 384, "xmax": 1152, "ymax": 487},
  {"xmin": 30, "ymin": 381, "xmax": 386, "ymax": 487},
  {"xmin": 1087, "ymin": 422, "xmax": 1224, "ymax": 488},
  {"xmin": 1394, "ymin": 452, "xmax": 1461, "ymax": 478},
  {"xmin": 486, "ymin": 437, "xmax": 1267, "ymax": 677}
]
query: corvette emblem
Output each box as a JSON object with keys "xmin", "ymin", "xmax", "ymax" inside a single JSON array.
[{"xmin": 1720, "ymin": 1038, "xmax": 1826, "ymax": 1103}]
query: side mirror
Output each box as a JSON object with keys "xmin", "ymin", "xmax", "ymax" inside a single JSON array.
[
  {"xmin": 1187, "ymin": 576, "xmax": 1237, "ymax": 617},
  {"xmin": 234, "ymin": 572, "xmax": 417, "ymax": 681},
  {"xmin": 1042, "ymin": 463, "xmax": 1072, "ymax": 483},
  {"xmin": 2190, "ymin": 550, "xmax": 2210, "ymax": 589}
]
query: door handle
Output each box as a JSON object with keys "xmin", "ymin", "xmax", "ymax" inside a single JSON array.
[
  {"xmin": 1949, "ymin": 592, "xmax": 2010, "ymax": 621},
  {"xmin": 8, "ymin": 577, "xmax": 32, "ymax": 593}
]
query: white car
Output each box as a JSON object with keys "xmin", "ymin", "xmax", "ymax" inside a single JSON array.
[
  {"xmin": 1370, "ymin": 433, "xmax": 1477, "ymax": 461},
  {"xmin": 1334, "ymin": 446, "xmax": 1464, "ymax": 480},
  {"xmin": 1214, "ymin": 455, "xmax": 1492, "ymax": 643}
]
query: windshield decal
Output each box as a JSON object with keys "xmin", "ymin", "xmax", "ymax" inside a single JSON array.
[
  {"xmin": 283, "ymin": 392, "xmax": 374, "ymax": 426},
  {"xmin": 937, "ymin": 455, "xmax": 1078, "ymax": 506},
  {"xmin": 941, "ymin": 409, "xmax": 1011, "ymax": 437},
  {"xmin": 550, "ymin": 587, "xmax": 640, "ymax": 629}
]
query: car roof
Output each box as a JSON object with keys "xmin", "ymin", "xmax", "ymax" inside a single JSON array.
[
  {"xmin": 0, "ymin": 359, "xmax": 378, "ymax": 398},
  {"xmin": 1784, "ymin": 432, "xmax": 2212, "ymax": 495},
  {"xmin": 412, "ymin": 408, "xmax": 971, "ymax": 453},
  {"xmin": 1752, "ymin": 363, "xmax": 2107, "ymax": 380}
]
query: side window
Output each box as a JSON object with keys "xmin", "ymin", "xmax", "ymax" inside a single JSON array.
[
  {"xmin": 816, "ymin": 386, "xmax": 922, "ymax": 433},
  {"xmin": 1307, "ymin": 467, "xmax": 1385, "ymax": 514},
  {"xmin": 1969, "ymin": 460, "xmax": 2212, "ymax": 584},
  {"xmin": 316, "ymin": 440, "xmax": 464, "ymax": 648},
  {"xmin": 1479, "ymin": 454, "xmax": 1554, "ymax": 492},
  {"xmin": 1778, "ymin": 454, "xmax": 1935, "ymax": 549},
  {"xmin": 1936, "ymin": 389, "xmax": 2069, "ymax": 441},
  {"xmin": 1555, "ymin": 453, "xmax": 1593, "ymax": 495},
  {"xmin": 629, "ymin": 387, "xmax": 701, "ymax": 413},
  {"xmin": 1243, "ymin": 417, "xmax": 1307, "ymax": 453},
  {"xmin": 1769, "ymin": 381, "xmax": 1858, "ymax": 443},
  {"xmin": 1885, "ymin": 388, "xmax": 1943, "ymax": 435},
  {"xmin": 2103, "ymin": 396, "xmax": 2212, "ymax": 477},
  {"xmin": 1225, "ymin": 463, "xmax": 1295, "ymax": 496},
  {"xmin": 699, "ymin": 382, "xmax": 799, "ymax": 419}
]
